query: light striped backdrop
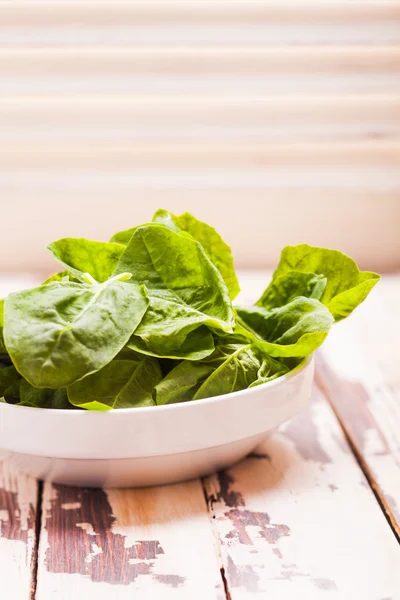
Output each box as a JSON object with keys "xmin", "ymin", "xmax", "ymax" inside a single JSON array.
[{"xmin": 0, "ymin": 2, "xmax": 399, "ymax": 274}]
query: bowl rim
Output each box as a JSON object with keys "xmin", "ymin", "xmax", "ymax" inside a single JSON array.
[{"xmin": 0, "ymin": 354, "xmax": 313, "ymax": 417}]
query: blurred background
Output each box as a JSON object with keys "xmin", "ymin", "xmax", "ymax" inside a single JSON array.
[{"xmin": 0, "ymin": 2, "xmax": 399, "ymax": 277}]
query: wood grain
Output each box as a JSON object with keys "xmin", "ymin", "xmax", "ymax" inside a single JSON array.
[
  {"xmin": 0, "ymin": 460, "xmax": 38, "ymax": 599},
  {"xmin": 2, "ymin": 95, "xmax": 399, "ymax": 143},
  {"xmin": 2, "ymin": 2, "xmax": 400, "ymax": 47},
  {"xmin": 2, "ymin": 140, "xmax": 400, "ymax": 170},
  {"xmin": 1, "ymin": 46, "xmax": 399, "ymax": 96},
  {"xmin": 203, "ymin": 386, "xmax": 400, "ymax": 599},
  {"xmin": 317, "ymin": 276, "xmax": 400, "ymax": 538},
  {"xmin": 36, "ymin": 479, "xmax": 224, "ymax": 599}
]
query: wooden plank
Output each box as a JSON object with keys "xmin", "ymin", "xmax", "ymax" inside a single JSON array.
[
  {"xmin": 1, "ymin": 95, "xmax": 399, "ymax": 143},
  {"xmin": 1, "ymin": 47, "xmax": 399, "ymax": 96},
  {"xmin": 2, "ymin": 2, "xmax": 400, "ymax": 46},
  {"xmin": 2, "ymin": 46, "xmax": 399, "ymax": 76},
  {"xmin": 0, "ymin": 460, "xmax": 39, "ymax": 599},
  {"xmin": 36, "ymin": 479, "xmax": 225, "ymax": 599},
  {"xmin": 1, "ymin": 140, "xmax": 400, "ymax": 170},
  {"xmin": 317, "ymin": 275, "xmax": 400, "ymax": 538},
  {"xmin": 203, "ymin": 385, "xmax": 400, "ymax": 598}
]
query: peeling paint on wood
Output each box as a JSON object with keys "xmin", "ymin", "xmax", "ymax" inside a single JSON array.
[
  {"xmin": 44, "ymin": 484, "xmax": 166, "ymax": 585},
  {"xmin": 36, "ymin": 479, "xmax": 224, "ymax": 599},
  {"xmin": 203, "ymin": 386, "xmax": 400, "ymax": 599},
  {"xmin": 209, "ymin": 471, "xmax": 245, "ymax": 509},
  {"xmin": 0, "ymin": 487, "xmax": 35, "ymax": 544},
  {"xmin": 0, "ymin": 462, "xmax": 38, "ymax": 600}
]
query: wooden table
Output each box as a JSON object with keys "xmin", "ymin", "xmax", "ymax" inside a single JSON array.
[{"xmin": 1, "ymin": 274, "xmax": 399, "ymax": 599}]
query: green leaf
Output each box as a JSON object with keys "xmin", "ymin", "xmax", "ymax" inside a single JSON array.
[
  {"xmin": 18, "ymin": 380, "xmax": 72, "ymax": 409},
  {"xmin": 67, "ymin": 354, "xmax": 161, "ymax": 410},
  {"xmin": 114, "ymin": 224, "xmax": 234, "ymax": 359},
  {"xmin": 193, "ymin": 345, "xmax": 261, "ymax": 400},
  {"xmin": 110, "ymin": 226, "xmax": 140, "ymax": 246},
  {"xmin": 155, "ymin": 361, "xmax": 215, "ymax": 405},
  {"xmin": 42, "ymin": 271, "xmax": 78, "ymax": 285},
  {"xmin": 155, "ymin": 340, "xmax": 286, "ymax": 404},
  {"xmin": 257, "ymin": 272, "xmax": 326, "ymax": 310},
  {"xmin": 127, "ymin": 324, "xmax": 215, "ymax": 360},
  {"xmin": 153, "ymin": 341, "xmax": 243, "ymax": 405},
  {"xmin": 0, "ymin": 299, "xmax": 6, "ymax": 354},
  {"xmin": 4, "ymin": 279, "xmax": 149, "ymax": 388},
  {"xmin": 152, "ymin": 209, "xmax": 240, "ymax": 300},
  {"xmin": 47, "ymin": 238, "xmax": 126, "ymax": 283},
  {"xmin": 273, "ymin": 245, "xmax": 380, "ymax": 321},
  {"xmin": 236, "ymin": 297, "xmax": 334, "ymax": 357},
  {"xmin": 0, "ymin": 365, "xmax": 22, "ymax": 401}
]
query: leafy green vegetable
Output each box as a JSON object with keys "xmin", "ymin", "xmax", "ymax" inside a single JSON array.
[
  {"xmin": 114, "ymin": 224, "xmax": 234, "ymax": 358},
  {"xmin": 0, "ymin": 299, "xmax": 6, "ymax": 355},
  {"xmin": 257, "ymin": 272, "xmax": 326, "ymax": 310},
  {"xmin": 47, "ymin": 238, "xmax": 125, "ymax": 283},
  {"xmin": 236, "ymin": 297, "xmax": 334, "ymax": 357},
  {"xmin": 155, "ymin": 342, "xmax": 288, "ymax": 404},
  {"xmin": 18, "ymin": 380, "xmax": 71, "ymax": 409},
  {"xmin": 155, "ymin": 361, "xmax": 215, "ymax": 405},
  {"xmin": 42, "ymin": 271, "xmax": 81, "ymax": 285},
  {"xmin": 272, "ymin": 244, "xmax": 380, "ymax": 321},
  {"xmin": 0, "ymin": 210, "xmax": 379, "ymax": 411},
  {"xmin": 193, "ymin": 345, "xmax": 268, "ymax": 400},
  {"xmin": 67, "ymin": 354, "xmax": 161, "ymax": 410},
  {"xmin": 0, "ymin": 365, "xmax": 22, "ymax": 402},
  {"xmin": 4, "ymin": 277, "xmax": 149, "ymax": 388},
  {"xmin": 110, "ymin": 226, "xmax": 140, "ymax": 246},
  {"xmin": 152, "ymin": 209, "xmax": 240, "ymax": 300},
  {"xmin": 127, "ymin": 325, "xmax": 215, "ymax": 361}
]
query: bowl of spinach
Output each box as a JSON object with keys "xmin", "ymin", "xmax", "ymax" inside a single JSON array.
[{"xmin": 0, "ymin": 209, "xmax": 379, "ymax": 487}]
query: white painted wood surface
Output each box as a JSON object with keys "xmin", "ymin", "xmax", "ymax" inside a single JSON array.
[
  {"xmin": 36, "ymin": 480, "xmax": 224, "ymax": 600},
  {"xmin": 203, "ymin": 387, "xmax": 400, "ymax": 599},
  {"xmin": 0, "ymin": 461, "xmax": 38, "ymax": 599},
  {"xmin": 318, "ymin": 276, "xmax": 400, "ymax": 536}
]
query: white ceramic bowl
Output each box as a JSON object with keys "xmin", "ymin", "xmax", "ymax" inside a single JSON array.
[{"xmin": 0, "ymin": 355, "xmax": 314, "ymax": 488}]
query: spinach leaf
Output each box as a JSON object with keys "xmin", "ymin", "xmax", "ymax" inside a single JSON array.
[
  {"xmin": 272, "ymin": 245, "xmax": 380, "ymax": 321},
  {"xmin": 152, "ymin": 209, "xmax": 240, "ymax": 300},
  {"xmin": 67, "ymin": 354, "xmax": 161, "ymax": 410},
  {"xmin": 127, "ymin": 323, "xmax": 215, "ymax": 361},
  {"xmin": 4, "ymin": 277, "xmax": 149, "ymax": 388},
  {"xmin": 0, "ymin": 365, "xmax": 22, "ymax": 402},
  {"xmin": 47, "ymin": 238, "xmax": 125, "ymax": 283},
  {"xmin": 110, "ymin": 226, "xmax": 140, "ymax": 246},
  {"xmin": 257, "ymin": 272, "xmax": 326, "ymax": 310},
  {"xmin": 236, "ymin": 297, "xmax": 334, "ymax": 357},
  {"xmin": 155, "ymin": 341, "xmax": 287, "ymax": 404},
  {"xmin": 154, "ymin": 342, "xmax": 244, "ymax": 405},
  {"xmin": 42, "ymin": 271, "xmax": 80, "ymax": 285},
  {"xmin": 155, "ymin": 361, "xmax": 215, "ymax": 405},
  {"xmin": 114, "ymin": 224, "xmax": 234, "ymax": 359},
  {"xmin": 0, "ymin": 299, "xmax": 6, "ymax": 354},
  {"xmin": 193, "ymin": 345, "xmax": 261, "ymax": 400},
  {"xmin": 18, "ymin": 380, "xmax": 72, "ymax": 409}
]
